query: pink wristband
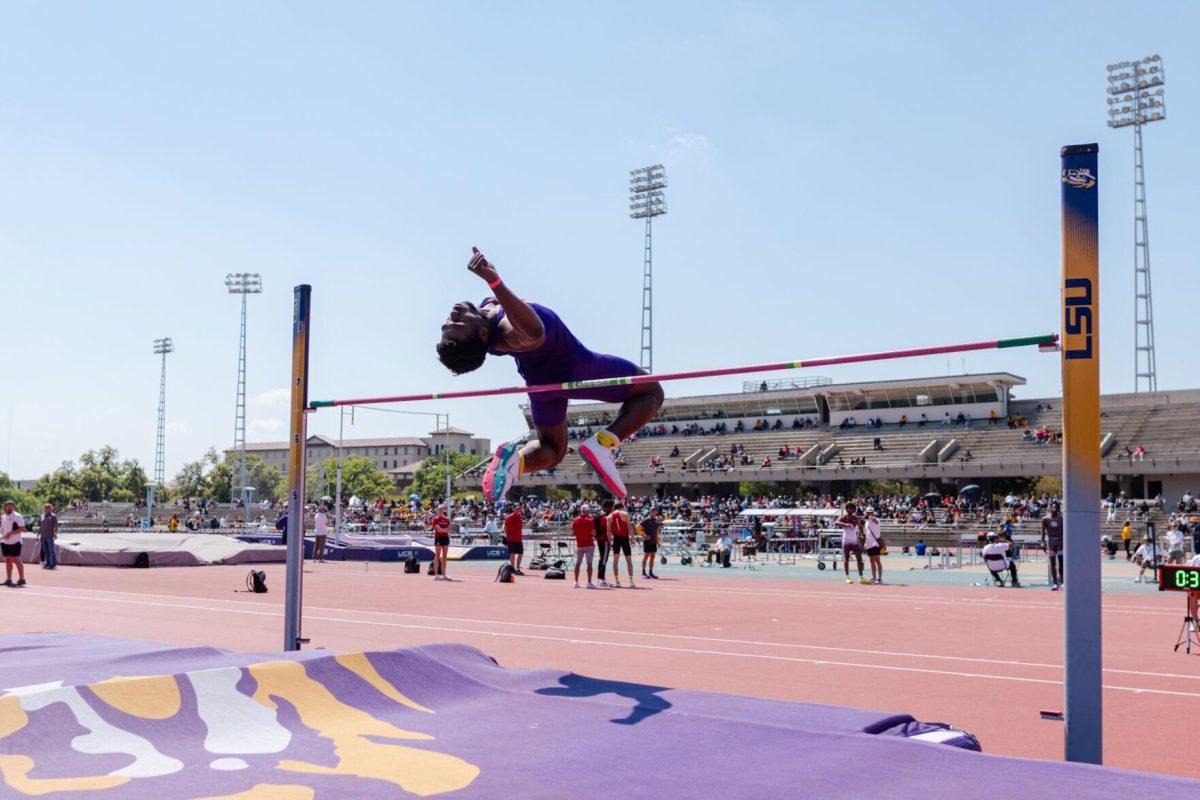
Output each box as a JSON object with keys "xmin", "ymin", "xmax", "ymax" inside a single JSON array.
[{"xmin": 488, "ymin": 277, "xmax": 502, "ymax": 289}]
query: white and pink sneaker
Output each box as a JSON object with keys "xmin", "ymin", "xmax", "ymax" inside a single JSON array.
[
  {"xmin": 580, "ymin": 430, "xmax": 627, "ymax": 499},
  {"xmin": 482, "ymin": 442, "xmax": 522, "ymax": 503}
]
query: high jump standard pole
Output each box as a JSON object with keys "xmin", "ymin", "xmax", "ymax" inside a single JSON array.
[
  {"xmin": 1060, "ymin": 143, "xmax": 1102, "ymax": 763},
  {"xmin": 283, "ymin": 285, "xmax": 312, "ymax": 652}
]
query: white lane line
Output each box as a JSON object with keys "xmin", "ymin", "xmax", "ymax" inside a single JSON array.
[
  {"xmin": 20, "ymin": 587, "xmax": 1196, "ymax": 680},
  {"xmin": 13, "ymin": 590, "xmax": 1200, "ymax": 697},
  {"xmin": 291, "ymin": 563, "xmax": 1182, "ymax": 615}
]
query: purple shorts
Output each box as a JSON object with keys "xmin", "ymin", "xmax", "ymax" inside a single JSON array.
[
  {"xmin": 843, "ymin": 542, "xmax": 862, "ymax": 555},
  {"xmin": 527, "ymin": 352, "xmax": 641, "ymax": 428}
]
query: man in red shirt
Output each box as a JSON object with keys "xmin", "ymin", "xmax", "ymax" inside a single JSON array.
[
  {"xmin": 430, "ymin": 505, "xmax": 452, "ymax": 581},
  {"xmin": 571, "ymin": 505, "xmax": 596, "ymax": 589},
  {"xmin": 607, "ymin": 501, "xmax": 635, "ymax": 588},
  {"xmin": 504, "ymin": 505, "xmax": 525, "ymax": 575}
]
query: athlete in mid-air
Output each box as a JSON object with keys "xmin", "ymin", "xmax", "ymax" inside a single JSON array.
[{"xmin": 437, "ymin": 247, "xmax": 664, "ymax": 501}]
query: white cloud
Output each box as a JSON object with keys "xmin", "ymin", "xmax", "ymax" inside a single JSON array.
[
  {"xmin": 250, "ymin": 387, "xmax": 290, "ymax": 406},
  {"xmin": 249, "ymin": 418, "xmax": 285, "ymax": 434},
  {"xmin": 668, "ymin": 132, "xmax": 711, "ymax": 152}
]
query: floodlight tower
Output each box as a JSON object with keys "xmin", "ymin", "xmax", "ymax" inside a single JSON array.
[
  {"xmin": 1107, "ymin": 55, "xmax": 1166, "ymax": 392},
  {"xmin": 226, "ymin": 272, "xmax": 262, "ymax": 510},
  {"xmin": 629, "ymin": 164, "xmax": 667, "ymax": 373},
  {"xmin": 148, "ymin": 337, "xmax": 173, "ymax": 524}
]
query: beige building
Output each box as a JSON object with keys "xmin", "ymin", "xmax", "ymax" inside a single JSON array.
[{"xmin": 231, "ymin": 428, "xmax": 490, "ymax": 488}]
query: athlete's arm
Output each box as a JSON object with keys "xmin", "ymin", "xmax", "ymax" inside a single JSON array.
[{"xmin": 468, "ymin": 247, "xmax": 545, "ymax": 349}]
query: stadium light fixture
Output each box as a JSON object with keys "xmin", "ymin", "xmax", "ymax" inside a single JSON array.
[
  {"xmin": 226, "ymin": 273, "xmax": 262, "ymax": 511},
  {"xmin": 629, "ymin": 164, "xmax": 667, "ymax": 373},
  {"xmin": 1106, "ymin": 54, "xmax": 1165, "ymax": 393}
]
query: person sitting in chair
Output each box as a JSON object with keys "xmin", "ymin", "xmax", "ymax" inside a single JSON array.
[
  {"xmin": 981, "ymin": 532, "xmax": 1021, "ymax": 587},
  {"xmin": 709, "ymin": 531, "xmax": 733, "ymax": 568}
]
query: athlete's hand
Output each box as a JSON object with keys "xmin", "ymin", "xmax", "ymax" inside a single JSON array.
[{"xmin": 468, "ymin": 247, "xmax": 500, "ymax": 285}]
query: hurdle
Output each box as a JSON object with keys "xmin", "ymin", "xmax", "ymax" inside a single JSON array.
[{"xmin": 282, "ymin": 142, "xmax": 1102, "ymax": 765}]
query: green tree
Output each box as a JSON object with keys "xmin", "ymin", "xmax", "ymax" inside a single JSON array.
[
  {"xmin": 306, "ymin": 456, "xmax": 394, "ymax": 503},
  {"xmin": 174, "ymin": 449, "xmax": 218, "ymax": 500},
  {"xmin": 0, "ymin": 473, "xmax": 39, "ymax": 515},
  {"xmin": 211, "ymin": 452, "xmax": 284, "ymax": 503},
  {"xmin": 405, "ymin": 452, "xmax": 485, "ymax": 502},
  {"xmin": 32, "ymin": 462, "xmax": 81, "ymax": 508}
]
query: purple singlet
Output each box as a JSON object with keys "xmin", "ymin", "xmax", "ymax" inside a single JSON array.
[{"xmin": 484, "ymin": 300, "xmax": 639, "ymax": 428}]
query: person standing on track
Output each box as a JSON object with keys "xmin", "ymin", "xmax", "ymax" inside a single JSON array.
[
  {"xmin": 863, "ymin": 506, "xmax": 884, "ymax": 584},
  {"xmin": 837, "ymin": 502, "xmax": 867, "ymax": 584},
  {"xmin": 1040, "ymin": 500, "xmax": 1064, "ymax": 590},
  {"xmin": 640, "ymin": 506, "xmax": 661, "ymax": 580},
  {"xmin": 504, "ymin": 504, "xmax": 525, "ymax": 575},
  {"xmin": 608, "ymin": 501, "xmax": 635, "ymax": 588},
  {"xmin": 37, "ymin": 503, "xmax": 58, "ymax": 571},
  {"xmin": 1121, "ymin": 519, "xmax": 1133, "ymax": 560},
  {"xmin": 1, "ymin": 500, "xmax": 27, "ymax": 587},
  {"xmin": 571, "ymin": 505, "xmax": 596, "ymax": 589},
  {"xmin": 313, "ymin": 506, "xmax": 329, "ymax": 562},
  {"xmin": 436, "ymin": 248, "xmax": 664, "ymax": 503},
  {"xmin": 430, "ymin": 505, "xmax": 452, "ymax": 581},
  {"xmin": 594, "ymin": 499, "xmax": 612, "ymax": 587}
]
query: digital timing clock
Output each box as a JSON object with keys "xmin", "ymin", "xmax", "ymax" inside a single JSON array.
[{"xmin": 1157, "ymin": 565, "xmax": 1200, "ymax": 592}]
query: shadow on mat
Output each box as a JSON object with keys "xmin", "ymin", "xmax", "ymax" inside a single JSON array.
[{"xmin": 535, "ymin": 673, "xmax": 672, "ymax": 725}]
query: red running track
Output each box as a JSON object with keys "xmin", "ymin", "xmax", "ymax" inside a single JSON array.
[{"xmin": 3, "ymin": 561, "xmax": 1196, "ymax": 779}]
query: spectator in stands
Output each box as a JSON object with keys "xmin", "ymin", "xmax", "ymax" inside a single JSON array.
[
  {"xmin": 1133, "ymin": 445, "xmax": 1146, "ymax": 462},
  {"xmin": 504, "ymin": 506, "xmax": 525, "ymax": 574},
  {"xmin": 1, "ymin": 500, "xmax": 27, "ymax": 587},
  {"xmin": 640, "ymin": 507, "xmax": 661, "ymax": 580},
  {"xmin": 918, "ymin": 413, "xmax": 928, "ymax": 426},
  {"xmin": 898, "ymin": 414, "xmax": 908, "ymax": 428},
  {"xmin": 873, "ymin": 437, "xmax": 883, "ymax": 451},
  {"xmin": 989, "ymin": 410, "xmax": 998, "ymax": 426},
  {"xmin": 1121, "ymin": 520, "xmax": 1133, "ymax": 560},
  {"xmin": 1040, "ymin": 501, "xmax": 1064, "ymax": 590},
  {"xmin": 608, "ymin": 501, "xmax": 635, "ymax": 588},
  {"xmin": 37, "ymin": 504, "xmax": 58, "ymax": 570},
  {"xmin": 571, "ymin": 505, "xmax": 596, "ymax": 589}
]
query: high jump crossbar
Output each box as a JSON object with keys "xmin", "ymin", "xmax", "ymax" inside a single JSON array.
[{"xmin": 308, "ymin": 333, "xmax": 1058, "ymax": 409}]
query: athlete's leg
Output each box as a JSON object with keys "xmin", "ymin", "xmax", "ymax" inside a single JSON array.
[
  {"xmin": 519, "ymin": 423, "xmax": 569, "ymax": 472},
  {"xmin": 605, "ymin": 381, "xmax": 665, "ymax": 441}
]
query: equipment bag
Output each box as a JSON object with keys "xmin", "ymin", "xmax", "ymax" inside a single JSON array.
[
  {"xmin": 545, "ymin": 568, "xmax": 566, "ymax": 580},
  {"xmin": 528, "ymin": 557, "xmax": 547, "ymax": 571},
  {"xmin": 404, "ymin": 555, "xmax": 421, "ymax": 574},
  {"xmin": 496, "ymin": 563, "xmax": 515, "ymax": 583},
  {"xmin": 427, "ymin": 560, "xmax": 438, "ymax": 576},
  {"xmin": 246, "ymin": 570, "xmax": 268, "ymax": 593},
  {"xmin": 133, "ymin": 552, "xmax": 150, "ymax": 569}
]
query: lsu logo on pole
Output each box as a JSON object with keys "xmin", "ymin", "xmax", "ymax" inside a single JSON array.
[{"xmin": 1061, "ymin": 168, "xmax": 1096, "ymax": 189}]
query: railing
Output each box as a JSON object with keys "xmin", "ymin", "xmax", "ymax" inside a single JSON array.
[{"xmin": 742, "ymin": 376, "xmax": 832, "ymax": 393}]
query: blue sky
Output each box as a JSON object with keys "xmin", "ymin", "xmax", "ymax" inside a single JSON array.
[{"xmin": 1, "ymin": 1, "xmax": 1195, "ymax": 479}]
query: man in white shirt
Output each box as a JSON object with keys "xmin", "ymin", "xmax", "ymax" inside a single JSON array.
[
  {"xmin": 712, "ymin": 532, "xmax": 733, "ymax": 568},
  {"xmin": 1, "ymin": 500, "xmax": 28, "ymax": 587},
  {"xmin": 1166, "ymin": 525, "xmax": 1186, "ymax": 565},
  {"xmin": 981, "ymin": 532, "xmax": 1021, "ymax": 587},
  {"xmin": 313, "ymin": 507, "xmax": 329, "ymax": 562},
  {"xmin": 863, "ymin": 507, "xmax": 884, "ymax": 584},
  {"xmin": 1134, "ymin": 537, "xmax": 1157, "ymax": 583}
]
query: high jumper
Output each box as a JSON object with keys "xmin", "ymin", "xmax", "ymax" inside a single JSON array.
[{"xmin": 435, "ymin": 247, "xmax": 664, "ymax": 501}]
